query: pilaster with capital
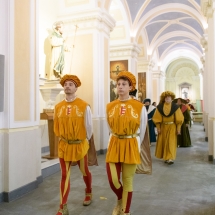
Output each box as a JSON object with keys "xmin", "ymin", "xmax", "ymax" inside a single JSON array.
[
  {"xmin": 152, "ymin": 69, "xmax": 165, "ymax": 103},
  {"xmin": 200, "ymin": 37, "xmax": 209, "ymax": 141},
  {"xmin": 201, "ymin": 1, "xmax": 215, "ymax": 161},
  {"xmin": 137, "ymin": 60, "xmax": 156, "ymax": 100},
  {"xmin": 110, "ymin": 43, "xmax": 141, "ymax": 77}
]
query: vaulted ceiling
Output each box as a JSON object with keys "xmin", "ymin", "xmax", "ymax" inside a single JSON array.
[{"xmin": 124, "ymin": 0, "xmax": 205, "ymax": 61}]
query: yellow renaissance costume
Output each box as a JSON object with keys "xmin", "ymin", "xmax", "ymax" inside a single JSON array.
[
  {"xmin": 54, "ymin": 98, "xmax": 90, "ymax": 161},
  {"xmin": 106, "ymin": 71, "xmax": 151, "ymax": 215},
  {"xmin": 106, "ymin": 98, "xmax": 145, "ymax": 164},
  {"xmin": 54, "ymin": 74, "xmax": 95, "ymax": 215},
  {"xmin": 152, "ymin": 91, "xmax": 184, "ymax": 163}
]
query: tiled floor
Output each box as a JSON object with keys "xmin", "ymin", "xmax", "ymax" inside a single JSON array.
[{"xmin": 1, "ymin": 123, "xmax": 215, "ymax": 215}]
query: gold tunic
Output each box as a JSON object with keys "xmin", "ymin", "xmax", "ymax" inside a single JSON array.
[
  {"xmin": 152, "ymin": 102, "xmax": 184, "ymax": 160},
  {"xmin": 106, "ymin": 99, "xmax": 143, "ymax": 164},
  {"xmin": 54, "ymin": 98, "xmax": 89, "ymax": 161}
]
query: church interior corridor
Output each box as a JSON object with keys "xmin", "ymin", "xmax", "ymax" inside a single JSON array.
[
  {"xmin": 1, "ymin": 0, "xmax": 215, "ymax": 214},
  {"xmin": 0, "ymin": 123, "xmax": 215, "ymax": 215}
]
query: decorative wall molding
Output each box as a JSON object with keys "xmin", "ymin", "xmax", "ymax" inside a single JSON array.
[
  {"xmin": 200, "ymin": 68, "xmax": 204, "ymax": 75},
  {"xmin": 137, "ymin": 60, "xmax": 152, "ymax": 72},
  {"xmin": 60, "ymin": 9, "xmax": 115, "ymax": 36},
  {"xmin": 200, "ymin": 34, "xmax": 208, "ymax": 52},
  {"xmin": 152, "ymin": 70, "xmax": 165, "ymax": 78},
  {"xmin": 110, "ymin": 43, "xmax": 141, "ymax": 58}
]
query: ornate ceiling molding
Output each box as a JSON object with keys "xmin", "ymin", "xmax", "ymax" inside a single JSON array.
[
  {"xmin": 200, "ymin": 55, "xmax": 206, "ymax": 66},
  {"xmin": 200, "ymin": 34, "xmax": 208, "ymax": 51},
  {"xmin": 135, "ymin": 4, "xmax": 206, "ymax": 41},
  {"xmin": 201, "ymin": 0, "xmax": 215, "ymax": 18}
]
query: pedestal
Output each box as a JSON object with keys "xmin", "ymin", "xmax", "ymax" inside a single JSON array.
[{"xmin": 40, "ymin": 112, "xmax": 58, "ymax": 159}]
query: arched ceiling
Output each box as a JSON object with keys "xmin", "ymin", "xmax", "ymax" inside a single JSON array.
[
  {"xmin": 166, "ymin": 58, "xmax": 200, "ymax": 78},
  {"xmin": 123, "ymin": 0, "xmax": 206, "ymax": 63}
]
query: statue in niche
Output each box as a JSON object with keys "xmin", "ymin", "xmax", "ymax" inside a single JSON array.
[
  {"xmin": 49, "ymin": 21, "xmax": 70, "ymax": 80},
  {"xmin": 182, "ymin": 88, "xmax": 189, "ymax": 99}
]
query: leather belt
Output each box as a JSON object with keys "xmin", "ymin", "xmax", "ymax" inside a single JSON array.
[
  {"xmin": 61, "ymin": 136, "xmax": 83, "ymax": 144},
  {"xmin": 112, "ymin": 133, "xmax": 139, "ymax": 139},
  {"xmin": 163, "ymin": 122, "xmax": 174, "ymax": 125}
]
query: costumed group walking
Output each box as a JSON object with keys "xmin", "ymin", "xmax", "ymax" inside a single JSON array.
[
  {"xmin": 54, "ymin": 72, "xmax": 152, "ymax": 215},
  {"xmin": 54, "ymin": 72, "xmax": 191, "ymax": 214}
]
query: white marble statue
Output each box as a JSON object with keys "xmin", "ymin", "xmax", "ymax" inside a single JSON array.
[{"xmin": 49, "ymin": 21, "xmax": 70, "ymax": 80}]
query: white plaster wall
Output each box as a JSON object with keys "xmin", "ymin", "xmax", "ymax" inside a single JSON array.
[
  {"xmin": 40, "ymin": 123, "xmax": 49, "ymax": 149},
  {"xmin": 109, "ymin": 0, "xmax": 130, "ymax": 45},
  {"xmin": 39, "ymin": 90, "xmax": 49, "ymax": 148},
  {"xmin": 4, "ymin": 127, "xmax": 41, "ymax": 192},
  {"xmin": 58, "ymin": 0, "xmax": 97, "ymax": 15}
]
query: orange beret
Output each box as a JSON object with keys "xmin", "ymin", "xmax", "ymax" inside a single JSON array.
[
  {"xmin": 160, "ymin": 91, "xmax": 175, "ymax": 102},
  {"xmin": 117, "ymin": 71, "xmax": 136, "ymax": 91},
  {"xmin": 60, "ymin": 74, "xmax": 81, "ymax": 87}
]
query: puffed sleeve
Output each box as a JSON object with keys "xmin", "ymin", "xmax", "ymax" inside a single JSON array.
[
  {"xmin": 84, "ymin": 106, "xmax": 93, "ymax": 140},
  {"xmin": 152, "ymin": 109, "xmax": 163, "ymax": 130},
  {"xmin": 175, "ymin": 108, "xmax": 184, "ymax": 132},
  {"xmin": 139, "ymin": 106, "xmax": 148, "ymax": 143}
]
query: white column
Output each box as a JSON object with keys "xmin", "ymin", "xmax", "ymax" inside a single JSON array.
[
  {"xmin": 0, "ymin": 0, "xmax": 41, "ymax": 202},
  {"xmin": 200, "ymin": 35, "xmax": 209, "ymax": 142},
  {"xmin": 199, "ymin": 69, "xmax": 203, "ymax": 100},
  {"xmin": 201, "ymin": 0, "xmax": 215, "ymax": 161},
  {"xmin": 152, "ymin": 70, "xmax": 165, "ymax": 103},
  {"xmin": 208, "ymin": 14, "xmax": 215, "ymax": 162},
  {"xmin": 202, "ymin": 0, "xmax": 215, "ymax": 162}
]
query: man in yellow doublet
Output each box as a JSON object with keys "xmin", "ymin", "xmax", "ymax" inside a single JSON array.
[
  {"xmin": 152, "ymin": 91, "xmax": 184, "ymax": 165},
  {"xmin": 54, "ymin": 74, "xmax": 93, "ymax": 215},
  {"xmin": 106, "ymin": 71, "xmax": 149, "ymax": 215}
]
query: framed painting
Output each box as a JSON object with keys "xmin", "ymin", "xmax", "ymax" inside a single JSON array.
[
  {"xmin": 110, "ymin": 60, "xmax": 128, "ymax": 102},
  {"xmin": 138, "ymin": 72, "xmax": 146, "ymax": 102}
]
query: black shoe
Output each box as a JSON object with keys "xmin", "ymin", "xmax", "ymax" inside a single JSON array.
[
  {"xmin": 168, "ymin": 160, "xmax": 174, "ymax": 165},
  {"xmin": 164, "ymin": 160, "xmax": 168, "ymax": 163}
]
